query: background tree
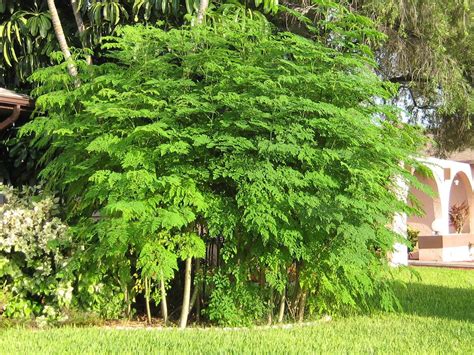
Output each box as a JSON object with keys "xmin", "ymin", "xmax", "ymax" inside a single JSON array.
[{"xmin": 349, "ymin": 0, "xmax": 473, "ymax": 155}]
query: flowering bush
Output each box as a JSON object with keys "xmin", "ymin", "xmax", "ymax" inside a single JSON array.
[{"xmin": 0, "ymin": 184, "xmax": 71, "ymax": 320}]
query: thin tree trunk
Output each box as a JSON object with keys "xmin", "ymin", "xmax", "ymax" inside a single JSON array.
[
  {"xmin": 278, "ymin": 290, "xmax": 286, "ymax": 323},
  {"xmin": 188, "ymin": 259, "xmax": 201, "ymax": 314},
  {"xmin": 145, "ymin": 277, "xmax": 152, "ymax": 324},
  {"xmin": 196, "ymin": 288, "xmax": 201, "ymax": 323},
  {"xmin": 297, "ymin": 291, "xmax": 307, "ymax": 323},
  {"xmin": 196, "ymin": 0, "xmax": 209, "ymax": 25},
  {"xmin": 291, "ymin": 262, "xmax": 301, "ymax": 317},
  {"xmin": 179, "ymin": 257, "xmax": 192, "ymax": 329},
  {"xmin": 70, "ymin": 0, "xmax": 92, "ymax": 64},
  {"xmin": 195, "ymin": 258, "xmax": 201, "ymax": 323},
  {"xmin": 267, "ymin": 288, "xmax": 274, "ymax": 325},
  {"xmin": 124, "ymin": 287, "xmax": 131, "ymax": 320},
  {"xmin": 160, "ymin": 271, "xmax": 168, "ymax": 325},
  {"xmin": 259, "ymin": 266, "xmax": 265, "ymax": 288},
  {"xmin": 47, "ymin": 0, "xmax": 78, "ymax": 77},
  {"xmin": 189, "ymin": 283, "xmax": 199, "ymax": 312}
]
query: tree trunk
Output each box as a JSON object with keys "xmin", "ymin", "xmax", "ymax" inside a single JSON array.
[
  {"xmin": 47, "ymin": 0, "xmax": 78, "ymax": 77},
  {"xmin": 179, "ymin": 257, "xmax": 192, "ymax": 329},
  {"xmin": 145, "ymin": 277, "xmax": 152, "ymax": 324},
  {"xmin": 124, "ymin": 287, "xmax": 131, "ymax": 320},
  {"xmin": 297, "ymin": 290, "xmax": 307, "ymax": 323},
  {"xmin": 196, "ymin": 0, "xmax": 209, "ymax": 25},
  {"xmin": 70, "ymin": 0, "xmax": 92, "ymax": 64},
  {"xmin": 188, "ymin": 258, "xmax": 201, "ymax": 322},
  {"xmin": 196, "ymin": 286, "xmax": 201, "ymax": 323},
  {"xmin": 278, "ymin": 290, "xmax": 286, "ymax": 323},
  {"xmin": 160, "ymin": 271, "xmax": 168, "ymax": 325},
  {"xmin": 291, "ymin": 262, "xmax": 301, "ymax": 317},
  {"xmin": 189, "ymin": 284, "xmax": 199, "ymax": 312},
  {"xmin": 267, "ymin": 288, "xmax": 274, "ymax": 325}
]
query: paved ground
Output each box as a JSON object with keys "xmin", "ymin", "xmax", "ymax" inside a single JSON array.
[{"xmin": 408, "ymin": 260, "xmax": 474, "ymax": 269}]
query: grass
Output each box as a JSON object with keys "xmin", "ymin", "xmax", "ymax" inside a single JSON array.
[{"xmin": 0, "ymin": 267, "xmax": 473, "ymax": 354}]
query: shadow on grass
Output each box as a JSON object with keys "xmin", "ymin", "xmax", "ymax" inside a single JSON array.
[{"xmin": 393, "ymin": 282, "xmax": 474, "ymax": 322}]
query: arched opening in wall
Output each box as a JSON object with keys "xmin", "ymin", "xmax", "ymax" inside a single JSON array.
[
  {"xmin": 448, "ymin": 172, "xmax": 473, "ymax": 234},
  {"xmin": 407, "ymin": 172, "xmax": 442, "ymax": 236}
]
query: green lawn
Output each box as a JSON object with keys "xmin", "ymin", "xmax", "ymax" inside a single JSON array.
[{"xmin": 1, "ymin": 267, "xmax": 473, "ymax": 354}]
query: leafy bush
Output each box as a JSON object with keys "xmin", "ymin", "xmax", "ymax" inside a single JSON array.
[
  {"xmin": 21, "ymin": 9, "xmax": 425, "ymax": 324},
  {"xmin": 407, "ymin": 227, "xmax": 420, "ymax": 251},
  {"xmin": 0, "ymin": 184, "xmax": 71, "ymax": 320},
  {"xmin": 207, "ymin": 272, "xmax": 266, "ymax": 326}
]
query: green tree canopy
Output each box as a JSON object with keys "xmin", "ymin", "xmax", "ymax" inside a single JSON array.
[
  {"xmin": 21, "ymin": 11, "xmax": 426, "ymax": 324},
  {"xmin": 2, "ymin": 1, "xmax": 472, "ymax": 152}
]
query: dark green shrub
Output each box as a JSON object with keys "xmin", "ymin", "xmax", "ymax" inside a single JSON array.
[{"xmin": 407, "ymin": 227, "xmax": 420, "ymax": 252}]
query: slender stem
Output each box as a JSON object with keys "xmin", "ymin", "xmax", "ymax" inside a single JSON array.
[
  {"xmin": 160, "ymin": 271, "xmax": 168, "ymax": 325},
  {"xmin": 292, "ymin": 262, "xmax": 301, "ymax": 318},
  {"xmin": 297, "ymin": 291, "xmax": 307, "ymax": 323},
  {"xmin": 188, "ymin": 259, "xmax": 201, "ymax": 315},
  {"xmin": 145, "ymin": 277, "xmax": 152, "ymax": 324},
  {"xmin": 278, "ymin": 290, "xmax": 286, "ymax": 323},
  {"xmin": 195, "ymin": 258, "xmax": 201, "ymax": 323},
  {"xmin": 124, "ymin": 287, "xmax": 131, "ymax": 320},
  {"xmin": 196, "ymin": 288, "xmax": 201, "ymax": 323},
  {"xmin": 267, "ymin": 288, "xmax": 274, "ymax": 325},
  {"xmin": 189, "ymin": 282, "xmax": 199, "ymax": 313},
  {"xmin": 179, "ymin": 257, "xmax": 192, "ymax": 329}
]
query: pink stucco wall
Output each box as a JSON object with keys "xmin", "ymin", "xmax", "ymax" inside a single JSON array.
[
  {"xmin": 406, "ymin": 159, "xmax": 474, "ymax": 262},
  {"xmin": 407, "ymin": 173, "xmax": 439, "ymax": 235}
]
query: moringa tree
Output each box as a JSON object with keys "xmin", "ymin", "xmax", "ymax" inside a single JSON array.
[{"xmin": 22, "ymin": 8, "xmax": 426, "ymax": 325}]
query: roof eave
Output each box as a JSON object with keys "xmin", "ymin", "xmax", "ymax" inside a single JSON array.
[{"xmin": 0, "ymin": 94, "xmax": 34, "ymax": 108}]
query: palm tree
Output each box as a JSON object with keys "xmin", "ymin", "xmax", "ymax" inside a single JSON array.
[
  {"xmin": 47, "ymin": 0, "xmax": 78, "ymax": 77},
  {"xmin": 196, "ymin": 0, "xmax": 209, "ymax": 24}
]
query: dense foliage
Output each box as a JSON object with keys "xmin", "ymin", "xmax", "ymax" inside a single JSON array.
[
  {"xmin": 17, "ymin": 11, "xmax": 426, "ymax": 325},
  {"xmin": 0, "ymin": 0, "xmax": 276, "ymax": 86},
  {"xmin": 0, "ymin": 1, "xmax": 471, "ymax": 152}
]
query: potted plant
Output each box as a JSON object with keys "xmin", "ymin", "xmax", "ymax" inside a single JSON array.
[{"xmin": 449, "ymin": 201, "xmax": 469, "ymax": 234}]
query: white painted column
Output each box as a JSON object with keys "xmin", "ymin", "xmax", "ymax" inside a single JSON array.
[
  {"xmin": 390, "ymin": 174, "xmax": 408, "ymax": 266},
  {"xmin": 391, "ymin": 211, "xmax": 408, "ymax": 266}
]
